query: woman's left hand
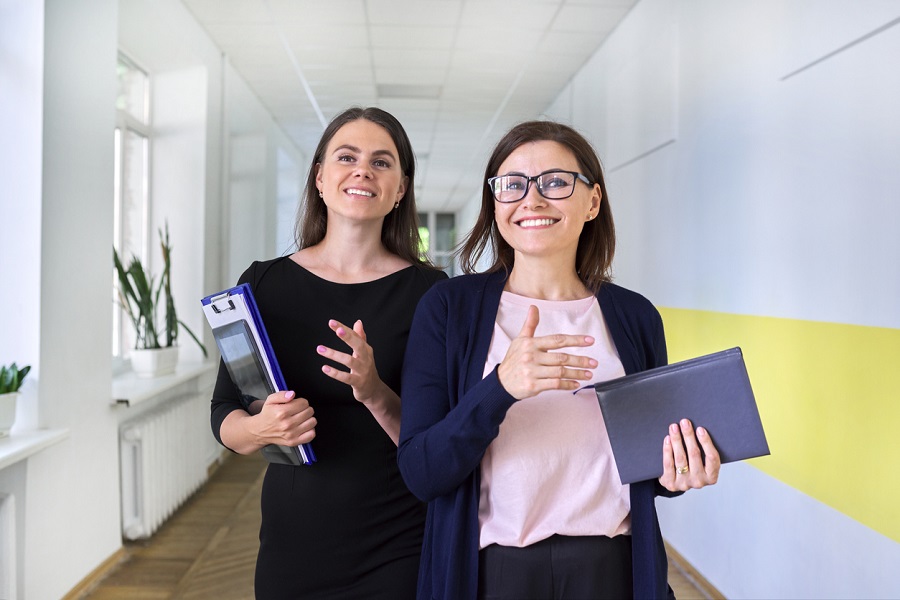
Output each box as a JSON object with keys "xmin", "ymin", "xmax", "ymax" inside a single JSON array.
[
  {"xmin": 658, "ymin": 418, "xmax": 721, "ymax": 492},
  {"xmin": 317, "ymin": 318, "xmax": 385, "ymax": 405}
]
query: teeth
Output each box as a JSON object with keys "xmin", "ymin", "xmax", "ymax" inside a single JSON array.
[
  {"xmin": 346, "ymin": 189, "xmax": 375, "ymax": 197},
  {"xmin": 518, "ymin": 218, "xmax": 557, "ymax": 228}
]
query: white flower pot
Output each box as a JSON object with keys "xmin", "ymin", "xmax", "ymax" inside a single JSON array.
[
  {"xmin": 0, "ymin": 391, "xmax": 19, "ymax": 437},
  {"xmin": 130, "ymin": 346, "xmax": 179, "ymax": 378}
]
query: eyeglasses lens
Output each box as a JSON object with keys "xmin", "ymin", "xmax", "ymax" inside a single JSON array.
[{"xmin": 492, "ymin": 171, "xmax": 577, "ymax": 202}]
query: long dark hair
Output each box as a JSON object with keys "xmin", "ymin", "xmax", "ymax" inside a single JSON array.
[
  {"xmin": 458, "ymin": 120, "xmax": 615, "ymax": 292},
  {"xmin": 295, "ymin": 106, "xmax": 433, "ymax": 267}
]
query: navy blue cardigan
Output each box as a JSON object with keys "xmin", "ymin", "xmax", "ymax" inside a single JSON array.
[{"xmin": 398, "ymin": 271, "xmax": 677, "ymax": 600}]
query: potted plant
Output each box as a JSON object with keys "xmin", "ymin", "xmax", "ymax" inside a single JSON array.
[
  {"xmin": 0, "ymin": 362, "xmax": 30, "ymax": 437},
  {"xmin": 113, "ymin": 223, "xmax": 207, "ymax": 377}
]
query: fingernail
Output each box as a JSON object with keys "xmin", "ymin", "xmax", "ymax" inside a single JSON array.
[
  {"xmin": 584, "ymin": 336, "xmax": 594, "ymax": 344},
  {"xmin": 285, "ymin": 390, "xmax": 295, "ymax": 399},
  {"xmin": 681, "ymin": 418, "xmax": 691, "ymax": 429},
  {"xmin": 670, "ymin": 423, "xmax": 678, "ymax": 434},
  {"xmin": 328, "ymin": 319, "xmax": 337, "ymax": 327},
  {"xmin": 697, "ymin": 427, "xmax": 706, "ymax": 438},
  {"xmin": 588, "ymin": 358, "xmax": 598, "ymax": 367},
  {"xmin": 664, "ymin": 435, "xmax": 671, "ymax": 446},
  {"xmin": 316, "ymin": 345, "xmax": 327, "ymax": 354},
  {"xmin": 322, "ymin": 365, "xmax": 331, "ymax": 374}
]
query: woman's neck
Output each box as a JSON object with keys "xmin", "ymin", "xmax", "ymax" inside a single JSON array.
[
  {"xmin": 505, "ymin": 257, "xmax": 592, "ymax": 301},
  {"xmin": 294, "ymin": 219, "xmax": 408, "ymax": 283}
]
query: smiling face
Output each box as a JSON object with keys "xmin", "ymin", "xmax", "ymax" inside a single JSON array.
[
  {"xmin": 493, "ymin": 140, "xmax": 601, "ymax": 264},
  {"xmin": 315, "ymin": 119, "xmax": 408, "ymax": 223}
]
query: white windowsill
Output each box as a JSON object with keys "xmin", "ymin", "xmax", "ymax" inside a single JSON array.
[
  {"xmin": 0, "ymin": 428, "xmax": 69, "ymax": 472},
  {"xmin": 111, "ymin": 360, "xmax": 217, "ymax": 407}
]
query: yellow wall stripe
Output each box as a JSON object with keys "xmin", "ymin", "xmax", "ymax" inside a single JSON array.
[{"xmin": 659, "ymin": 307, "xmax": 900, "ymax": 543}]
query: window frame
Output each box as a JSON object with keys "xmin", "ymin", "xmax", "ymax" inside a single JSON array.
[{"xmin": 112, "ymin": 52, "xmax": 153, "ymax": 362}]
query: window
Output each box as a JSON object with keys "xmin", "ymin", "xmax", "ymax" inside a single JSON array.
[
  {"xmin": 113, "ymin": 54, "xmax": 152, "ymax": 358},
  {"xmin": 418, "ymin": 212, "xmax": 457, "ymax": 277}
]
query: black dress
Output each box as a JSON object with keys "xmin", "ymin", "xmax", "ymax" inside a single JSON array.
[{"xmin": 211, "ymin": 257, "xmax": 447, "ymax": 599}]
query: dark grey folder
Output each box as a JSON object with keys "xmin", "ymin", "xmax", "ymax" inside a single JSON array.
[{"xmin": 590, "ymin": 347, "xmax": 769, "ymax": 484}]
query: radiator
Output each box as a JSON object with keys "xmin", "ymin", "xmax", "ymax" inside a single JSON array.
[{"xmin": 119, "ymin": 393, "xmax": 209, "ymax": 540}]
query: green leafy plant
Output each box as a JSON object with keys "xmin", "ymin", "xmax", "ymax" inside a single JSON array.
[
  {"xmin": 0, "ymin": 363, "xmax": 30, "ymax": 394},
  {"xmin": 113, "ymin": 223, "xmax": 207, "ymax": 357}
]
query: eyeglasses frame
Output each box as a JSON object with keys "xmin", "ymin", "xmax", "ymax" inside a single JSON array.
[{"xmin": 487, "ymin": 169, "xmax": 594, "ymax": 203}]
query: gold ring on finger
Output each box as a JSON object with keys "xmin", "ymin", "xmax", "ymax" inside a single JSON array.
[{"xmin": 677, "ymin": 465, "xmax": 689, "ymax": 475}]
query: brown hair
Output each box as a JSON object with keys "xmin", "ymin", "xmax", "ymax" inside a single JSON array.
[
  {"xmin": 458, "ymin": 120, "xmax": 615, "ymax": 292},
  {"xmin": 295, "ymin": 106, "xmax": 433, "ymax": 267}
]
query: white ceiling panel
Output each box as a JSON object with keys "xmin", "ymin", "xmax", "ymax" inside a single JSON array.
[
  {"xmin": 181, "ymin": 0, "xmax": 636, "ymax": 211},
  {"xmin": 282, "ymin": 25, "xmax": 371, "ymax": 47},
  {"xmin": 375, "ymin": 67, "xmax": 446, "ymax": 86},
  {"xmin": 268, "ymin": 0, "xmax": 368, "ymax": 25},
  {"xmin": 552, "ymin": 4, "xmax": 630, "ymax": 32},
  {"xmin": 459, "ymin": 1, "xmax": 561, "ymax": 29},
  {"xmin": 372, "ymin": 47, "xmax": 452, "ymax": 69},
  {"xmin": 365, "ymin": 0, "xmax": 462, "ymax": 26},
  {"xmin": 369, "ymin": 25, "xmax": 457, "ymax": 49}
]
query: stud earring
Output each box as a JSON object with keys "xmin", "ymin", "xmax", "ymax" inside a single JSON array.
[
  {"xmin": 318, "ymin": 191, "xmax": 323, "ymax": 198},
  {"xmin": 394, "ymin": 202, "xmax": 400, "ymax": 210}
]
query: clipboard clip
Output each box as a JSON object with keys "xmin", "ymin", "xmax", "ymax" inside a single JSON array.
[{"xmin": 209, "ymin": 291, "xmax": 236, "ymax": 314}]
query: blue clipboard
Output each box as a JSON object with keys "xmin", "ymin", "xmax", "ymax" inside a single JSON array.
[{"xmin": 202, "ymin": 283, "xmax": 316, "ymax": 465}]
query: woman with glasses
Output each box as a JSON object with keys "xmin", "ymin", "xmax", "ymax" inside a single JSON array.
[
  {"xmin": 211, "ymin": 107, "xmax": 446, "ymax": 599},
  {"xmin": 398, "ymin": 120, "xmax": 721, "ymax": 599}
]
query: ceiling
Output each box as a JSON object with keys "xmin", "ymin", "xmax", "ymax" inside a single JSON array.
[{"xmin": 181, "ymin": 0, "xmax": 638, "ymax": 212}]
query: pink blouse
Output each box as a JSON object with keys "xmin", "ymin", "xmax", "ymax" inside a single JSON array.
[{"xmin": 479, "ymin": 291, "xmax": 631, "ymax": 549}]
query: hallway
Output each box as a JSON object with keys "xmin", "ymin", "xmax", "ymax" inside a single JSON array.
[{"xmin": 79, "ymin": 451, "xmax": 720, "ymax": 599}]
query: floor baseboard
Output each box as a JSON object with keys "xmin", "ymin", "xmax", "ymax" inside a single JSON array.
[
  {"xmin": 62, "ymin": 547, "xmax": 128, "ymax": 600},
  {"xmin": 665, "ymin": 541, "xmax": 726, "ymax": 600}
]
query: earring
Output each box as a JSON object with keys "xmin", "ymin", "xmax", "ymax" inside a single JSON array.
[
  {"xmin": 586, "ymin": 214, "xmax": 594, "ymax": 220},
  {"xmin": 318, "ymin": 191, "xmax": 323, "ymax": 198},
  {"xmin": 394, "ymin": 202, "xmax": 400, "ymax": 210}
]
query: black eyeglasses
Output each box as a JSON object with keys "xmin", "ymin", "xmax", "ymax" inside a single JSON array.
[{"xmin": 487, "ymin": 169, "xmax": 593, "ymax": 203}]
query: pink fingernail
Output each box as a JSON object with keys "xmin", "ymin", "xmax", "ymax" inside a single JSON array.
[
  {"xmin": 285, "ymin": 390, "xmax": 295, "ymax": 399},
  {"xmin": 584, "ymin": 336, "xmax": 594, "ymax": 344},
  {"xmin": 316, "ymin": 345, "xmax": 326, "ymax": 354},
  {"xmin": 322, "ymin": 365, "xmax": 331, "ymax": 374}
]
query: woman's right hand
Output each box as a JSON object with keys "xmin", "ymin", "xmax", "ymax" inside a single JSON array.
[
  {"xmin": 497, "ymin": 305, "xmax": 597, "ymax": 400},
  {"xmin": 250, "ymin": 390, "xmax": 317, "ymax": 447}
]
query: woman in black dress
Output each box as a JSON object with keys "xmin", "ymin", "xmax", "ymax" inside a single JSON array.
[{"xmin": 210, "ymin": 107, "xmax": 446, "ymax": 599}]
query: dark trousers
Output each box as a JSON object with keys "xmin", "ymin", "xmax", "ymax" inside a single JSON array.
[{"xmin": 477, "ymin": 534, "xmax": 633, "ymax": 600}]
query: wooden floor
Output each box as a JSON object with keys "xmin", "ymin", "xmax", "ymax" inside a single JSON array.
[{"xmin": 79, "ymin": 451, "xmax": 720, "ymax": 599}]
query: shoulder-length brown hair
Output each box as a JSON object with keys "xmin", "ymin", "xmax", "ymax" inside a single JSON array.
[
  {"xmin": 458, "ymin": 120, "xmax": 615, "ymax": 292},
  {"xmin": 294, "ymin": 106, "xmax": 433, "ymax": 267}
]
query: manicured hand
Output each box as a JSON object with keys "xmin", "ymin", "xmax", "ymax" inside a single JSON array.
[
  {"xmin": 318, "ymin": 319, "xmax": 387, "ymax": 406},
  {"xmin": 659, "ymin": 418, "xmax": 721, "ymax": 492},
  {"xmin": 497, "ymin": 305, "xmax": 597, "ymax": 400},
  {"xmin": 253, "ymin": 390, "xmax": 317, "ymax": 446}
]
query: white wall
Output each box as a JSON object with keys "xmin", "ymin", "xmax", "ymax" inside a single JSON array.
[
  {"xmin": 223, "ymin": 60, "xmax": 306, "ymax": 285},
  {"xmin": 31, "ymin": 1, "xmax": 121, "ymax": 598},
  {"xmin": 544, "ymin": 0, "xmax": 900, "ymax": 597},
  {"xmin": 0, "ymin": 0, "xmax": 305, "ymax": 596}
]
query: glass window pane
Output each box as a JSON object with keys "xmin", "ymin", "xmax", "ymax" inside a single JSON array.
[
  {"xmin": 121, "ymin": 129, "xmax": 148, "ymax": 261},
  {"xmin": 116, "ymin": 56, "xmax": 149, "ymax": 124},
  {"xmin": 435, "ymin": 213, "xmax": 455, "ymax": 253}
]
